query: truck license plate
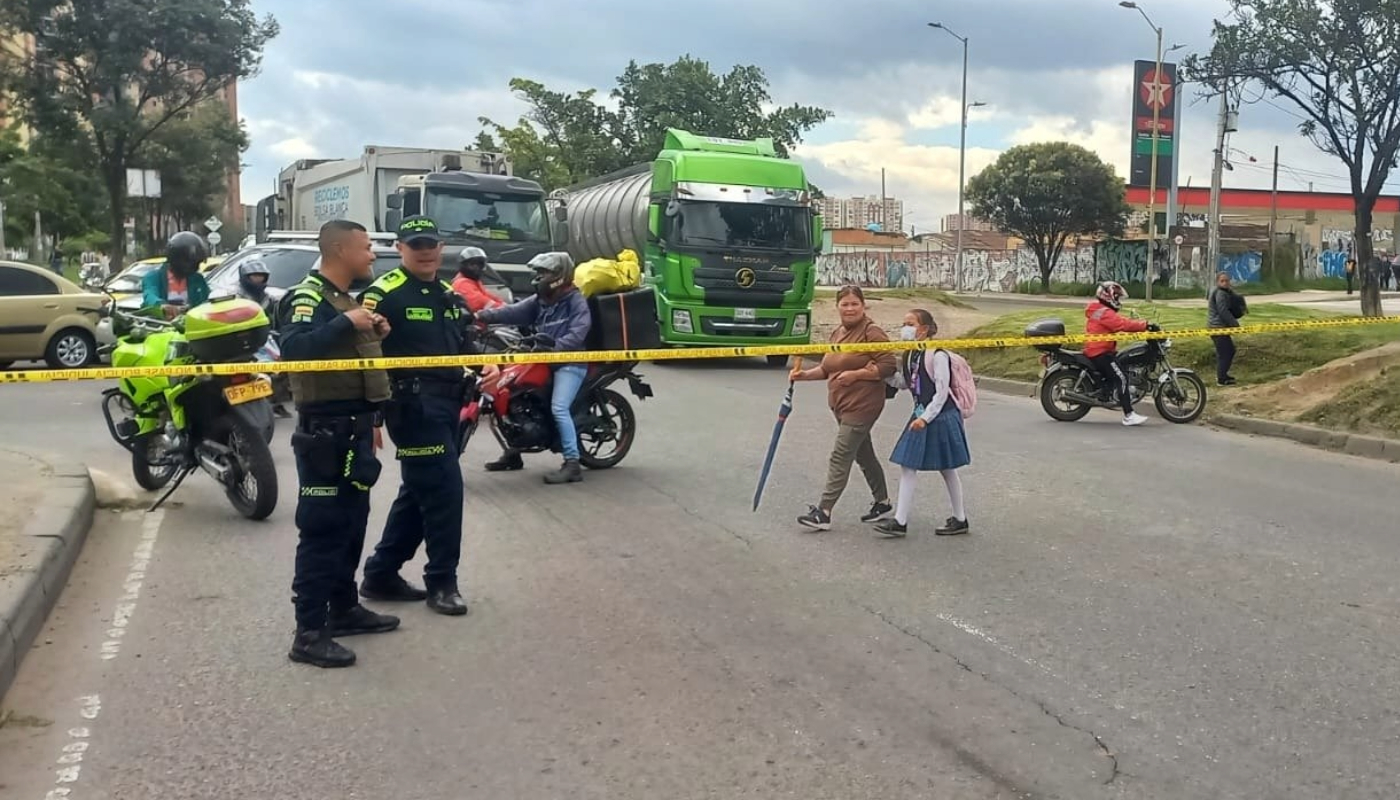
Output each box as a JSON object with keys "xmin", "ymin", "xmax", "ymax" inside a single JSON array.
[
  {"xmin": 735, "ymin": 308, "xmax": 756, "ymax": 322},
  {"xmin": 224, "ymin": 378, "xmax": 273, "ymax": 406}
]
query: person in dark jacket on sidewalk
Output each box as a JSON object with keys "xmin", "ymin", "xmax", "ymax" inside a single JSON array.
[
  {"xmin": 1207, "ymin": 271, "xmax": 1243, "ymax": 386},
  {"xmin": 474, "ymin": 252, "xmax": 593, "ymax": 484}
]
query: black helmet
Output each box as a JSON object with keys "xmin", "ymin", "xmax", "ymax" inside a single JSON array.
[
  {"xmin": 527, "ymin": 251, "xmax": 574, "ymax": 294},
  {"xmin": 166, "ymin": 231, "xmax": 209, "ymax": 276}
]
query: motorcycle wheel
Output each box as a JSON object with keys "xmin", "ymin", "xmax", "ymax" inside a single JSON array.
[
  {"xmin": 577, "ymin": 388, "xmax": 635, "ymax": 470},
  {"xmin": 1039, "ymin": 372, "xmax": 1093, "ymax": 422},
  {"xmin": 131, "ymin": 433, "xmax": 178, "ymax": 491},
  {"xmin": 1153, "ymin": 371, "xmax": 1208, "ymax": 424},
  {"xmin": 211, "ymin": 414, "xmax": 279, "ymax": 520}
]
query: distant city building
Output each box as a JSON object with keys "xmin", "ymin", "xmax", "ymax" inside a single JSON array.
[
  {"xmin": 942, "ymin": 213, "xmax": 996, "ymax": 233},
  {"xmin": 816, "ymin": 195, "xmax": 904, "ymax": 232}
]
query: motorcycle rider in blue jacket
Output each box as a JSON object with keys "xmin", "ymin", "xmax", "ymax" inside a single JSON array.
[{"xmin": 474, "ymin": 252, "xmax": 593, "ymax": 484}]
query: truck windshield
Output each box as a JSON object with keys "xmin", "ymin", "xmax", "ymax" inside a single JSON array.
[
  {"xmin": 667, "ymin": 200, "xmax": 811, "ymax": 252},
  {"xmin": 427, "ymin": 189, "xmax": 551, "ymax": 244}
]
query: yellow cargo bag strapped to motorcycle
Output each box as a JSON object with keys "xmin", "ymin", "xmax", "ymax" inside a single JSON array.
[{"xmin": 575, "ymin": 249, "xmax": 641, "ymax": 298}]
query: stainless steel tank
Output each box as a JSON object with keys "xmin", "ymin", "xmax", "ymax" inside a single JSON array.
[{"xmin": 564, "ymin": 170, "xmax": 652, "ymax": 263}]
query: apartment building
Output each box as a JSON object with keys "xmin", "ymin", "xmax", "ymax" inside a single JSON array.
[{"xmin": 815, "ymin": 194, "xmax": 904, "ymax": 232}]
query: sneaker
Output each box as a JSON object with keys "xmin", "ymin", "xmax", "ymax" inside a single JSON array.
[
  {"xmin": 860, "ymin": 501, "xmax": 894, "ymax": 524},
  {"xmin": 935, "ymin": 517, "xmax": 970, "ymax": 536},
  {"xmin": 328, "ymin": 604, "xmax": 400, "ymax": 637},
  {"xmin": 1219, "ymin": 376, "xmax": 1238, "ymax": 386},
  {"xmin": 797, "ymin": 506, "xmax": 831, "ymax": 532},
  {"xmin": 360, "ymin": 574, "xmax": 428, "ymax": 603},
  {"xmin": 485, "ymin": 450, "xmax": 524, "ymax": 472},
  {"xmin": 874, "ymin": 519, "xmax": 907, "ymax": 538},
  {"xmin": 1122, "ymin": 412, "xmax": 1148, "ymax": 427},
  {"xmin": 288, "ymin": 628, "xmax": 355, "ymax": 668}
]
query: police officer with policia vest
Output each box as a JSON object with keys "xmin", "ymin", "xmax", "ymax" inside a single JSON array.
[
  {"xmin": 357, "ymin": 216, "xmax": 472, "ymax": 617},
  {"xmin": 279, "ymin": 219, "xmax": 398, "ymax": 669}
]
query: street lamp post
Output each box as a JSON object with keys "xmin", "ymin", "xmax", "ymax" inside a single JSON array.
[
  {"xmin": 929, "ymin": 22, "xmax": 974, "ymax": 294},
  {"xmin": 1120, "ymin": 1, "xmax": 1163, "ymax": 302}
]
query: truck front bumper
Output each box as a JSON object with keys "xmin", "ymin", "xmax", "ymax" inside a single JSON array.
[{"xmin": 660, "ymin": 301, "xmax": 812, "ymax": 347}]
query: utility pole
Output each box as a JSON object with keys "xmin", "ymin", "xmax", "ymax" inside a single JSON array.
[
  {"xmin": 1269, "ymin": 144, "xmax": 1279, "ymax": 281},
  {"xmin": 880, "ymin": 167, "xmax": 887, "ymax": 230},
  {"xmin": 1206, "ymin": 89, "xmax": 1230, "ymax": 298}
]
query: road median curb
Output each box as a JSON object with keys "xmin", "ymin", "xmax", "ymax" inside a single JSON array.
[
  {"xmin": 0, "ymin": 451, "xmax": 95, "ymax": 702},
  {"xmin": 1208, "ymin": 414, "xmax": 1400, "ymax": 463}
]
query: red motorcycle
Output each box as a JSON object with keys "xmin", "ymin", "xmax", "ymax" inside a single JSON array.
[{"xmin": 457, "ymin": 332, "xmax": 654, "ymax": 470}]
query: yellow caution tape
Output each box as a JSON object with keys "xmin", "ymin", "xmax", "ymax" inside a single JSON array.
[{"xmin": 2, "ymin": 315, "xmax": 1398, "ymax": 384}]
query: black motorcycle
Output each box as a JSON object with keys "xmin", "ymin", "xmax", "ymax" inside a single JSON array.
[{"xmin": 1025, "ymin": 317, "xmax": 1207, "ymax": 424}]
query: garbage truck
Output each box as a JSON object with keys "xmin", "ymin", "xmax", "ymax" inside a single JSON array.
[
  {"xmin": 551, "ymin": 128, "xmax": 823, "ymax": 359},
  {"xmin": 255, "ymin": 145, "xmax": 556, "ymax": 293}
]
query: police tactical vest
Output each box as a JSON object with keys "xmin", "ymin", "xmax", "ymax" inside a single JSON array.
[{"xmin": 288, "ymin": 278, "xmax": 391, "ymax": 406}]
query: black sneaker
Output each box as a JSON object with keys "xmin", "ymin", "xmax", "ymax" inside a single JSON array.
[
  {"xmin": 485, "ymin": 450, "xmax": 524, "ymax": 472},
  {"xmin": 935, "ymin": 517, "xmax": 970, "ymax": 536},
  {"xmin": 359, "ymin": 574, "xmax": 428, "ymax": 603},
  {"xmin": 874, "ymin": 519, "xmax": 907, "ymax": 538},
  {"xmin": 328, "ymin": 604, "xmax": 400, "ymax": 637},
  {"xmin": 1219, "ymin": 376, "xmax": 1238, "ymax": 386},
  {"xmin": 797, "ymin": 506, "xmax": 831, "ymax": 532},
  {"xmin": 288, "ymin": 628, "xmax": 355, "ymax": 668},
  {"xmin": 860, "ymin": 501, "xmax": 894, "ymax": 524}
]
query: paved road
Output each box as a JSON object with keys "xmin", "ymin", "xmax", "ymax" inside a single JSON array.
[{"xmin": 1, "ymin": 366, "xmax": 1399, "ymax": 799}]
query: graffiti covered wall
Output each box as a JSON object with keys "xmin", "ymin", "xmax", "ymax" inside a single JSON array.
[
  {"xmin": 1313, "ymin": 228, "xmax": 1395, "ymax": 278},
  {"xmin": 815, "ymin": 248, "xmax": 1096, "ymax": 291}
]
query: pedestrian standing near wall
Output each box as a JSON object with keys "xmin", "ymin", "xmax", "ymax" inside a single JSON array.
[
  {"xmin": 789, "ymin": 285, "xmax": 897, "ymax": 531},
  {"xmin": 1207, "ymin": 271, "xmax": 1243, "ymax": 386},
  {"xmin": 874, "ymin": 309, "xmax": 971, "ymax": 538}
]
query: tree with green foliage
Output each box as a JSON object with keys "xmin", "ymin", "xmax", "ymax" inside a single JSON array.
[
  {"xmin": 966, "ymin": 142, "xmax": 1131, "ymax": 294},
  {"xmin": 137, "ymin": 102, "xmax": 248, "ymax": 236},
  {"xmin": 0, "ymin": 0, "xmax": 277, "ymax": 270},
  {"xmin": 1184, "ymin": 0, "xmax": 1400, "ymax": 317},
  {"xmin": 477, "ymin": 56, "xmax": 832, "ymax": 191},
  {"xmin": 0, "ymin": 125, "xmax": 106, "ymax": 252}
]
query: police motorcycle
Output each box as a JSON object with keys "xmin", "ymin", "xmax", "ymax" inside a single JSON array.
[
  {"xmin": 86, "ymin": 294, "xmax": 280, "ymax": 519},
  {"xmin": 1025, "ymin": 315, "xmax": 1208, "ymax": 424}
]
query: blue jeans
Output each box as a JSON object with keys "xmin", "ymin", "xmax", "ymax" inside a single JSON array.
[{"xmin": 552, "ymin": 364, "xmax": 586, "ymax": 461}]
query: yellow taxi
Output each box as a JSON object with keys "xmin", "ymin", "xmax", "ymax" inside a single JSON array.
[{"xmin": 0, "ymin": 260, "xmax": 105, "ymax": 369}]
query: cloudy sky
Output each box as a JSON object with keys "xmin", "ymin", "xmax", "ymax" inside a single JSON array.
[{"xmin": 237, "ymin": 0, "xmax": 1397, "ymax": 234}]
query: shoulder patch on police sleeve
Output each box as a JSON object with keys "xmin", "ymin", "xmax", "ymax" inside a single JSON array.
[
  {"xmin": 288, "ymin": 300, "xmax": 318, "ymax": 323},
  {"xmin": 360, "ymin": 294, "xmax": 379, "ymax": 312},
  {"xmin": 369, "ymin": 268, "xmax": 407, "ymax": 293}
]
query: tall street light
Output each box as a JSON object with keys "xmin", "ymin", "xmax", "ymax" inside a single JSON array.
[
  {"xmin": 1120, "ymin": 0, "xmax": 1164, "ymax": 302},
  {"xmin": 929, "ymin": 21, "xmax": 972, "ymax": 293}
]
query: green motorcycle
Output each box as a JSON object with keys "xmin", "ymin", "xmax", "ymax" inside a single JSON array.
[{"xmin": 92, "ymin": 295, "xmax": 280, "ymax": 519}]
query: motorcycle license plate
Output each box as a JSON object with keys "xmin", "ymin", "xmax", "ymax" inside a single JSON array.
[{"xmin": 224, "ymin": 378, "xmax": 273, "ymax": 405}]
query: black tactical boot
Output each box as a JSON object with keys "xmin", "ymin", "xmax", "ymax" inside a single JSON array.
[
  {"xmin": 359, "ymin": 573, "xmax": 428, "ymax": 602},
  {"xmin": 426, "ymin": 587, "xmax": 469, "ymax": 616},
  {"xmin": 328, "ymin": 604, "xmax": 400, "ymax": 637},
  {"xmin": 543, "ymin": 459, "xmax": 582, "ymax": 485},
  {"xmin": 485, "ymin": 450, "xmax": 524, "ymax": 472},
  {"xmin": 288, "ymin": 628, "xmax": 356, "ymax": 668}
]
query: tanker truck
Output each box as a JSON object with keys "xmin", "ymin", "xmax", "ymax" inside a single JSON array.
[{"xmin": 552, "ymin": 128, "xmax": 823, "ymax": 360}]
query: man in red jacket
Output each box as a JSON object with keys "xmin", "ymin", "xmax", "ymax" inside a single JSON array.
[
  {"xmin": 451, "ymin": 247, "xmax": 506, "ymax": 313},
  {"xmin": 1084, "ymin": 281, "xmax": 1154, "ymax": 426}
]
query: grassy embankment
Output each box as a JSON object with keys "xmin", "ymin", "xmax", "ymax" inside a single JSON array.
[{"xmin": 959, "ymin": 303, "xmax": 1398, "ymax": 384}]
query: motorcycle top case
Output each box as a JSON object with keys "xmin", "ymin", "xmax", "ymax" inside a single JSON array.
[
  {"xmin": 1024, "ymin": 318, "xmax": 1066, "ymax": 353},
  {"xmin": 183, "ymin": 297, "xmax": 271, "ymax": 362},
  {"xmin": 585, "ymin": 286, "xmax": 663, "ymax": 352}
]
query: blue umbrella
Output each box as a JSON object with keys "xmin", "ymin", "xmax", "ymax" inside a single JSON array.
[{"xmin": 753, "ymin": 358, "xmax": 799, "ymax": 511}]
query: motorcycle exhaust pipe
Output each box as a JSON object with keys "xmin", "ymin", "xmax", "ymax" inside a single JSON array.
[
  {"xmin": 1060, "ymin": 390, "xmax": 1105, "ymax": 406},
  {"xmin": 195, "ymin": 446, "xmax": 234, "ymax": 483}
]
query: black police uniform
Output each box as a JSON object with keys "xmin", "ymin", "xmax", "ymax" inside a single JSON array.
[
  {"xmin": 280, "ymin": 271, "xmax": 397, "ymax": 668},
  {"xmin": 358, "ymin": 233, "xmax": 474, "ymax": 614}
]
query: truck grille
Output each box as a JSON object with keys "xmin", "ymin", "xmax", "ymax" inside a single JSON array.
[{"xmin": 692, "ymin": 267, "xmax": 795, "ymax": 308}]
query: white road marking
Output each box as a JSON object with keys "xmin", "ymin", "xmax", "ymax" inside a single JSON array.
[
  {"xmin": 41, "ymin": 697, "xmax": 100, "ymax": 799},
  {"xmin": 100, "ymin": 510, "xmax": 163, "ymax": 661}
]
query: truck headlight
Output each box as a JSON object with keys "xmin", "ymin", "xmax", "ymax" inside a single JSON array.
[
  {"xmin": 672, "ymin": 309, "xmax": 693, "ymax": 333},
  {"xmin": 792, "ymin": 314, "xmax": 809, "ymax": 336}
]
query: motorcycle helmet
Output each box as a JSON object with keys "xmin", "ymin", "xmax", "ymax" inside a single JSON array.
[
  {"xmin": 166, "ymin": 231, "xmax": 209, "ymax": 277},
  {"xmin": 238, "ymin": 257, "xmax": 271, "ymax": 297},
  {"xmin": 458, "ymin": 246, "xmax": 489, "ymax": 280},
  {"xmin": 527, "ymin": 251, "xmax": 575, "ymax": 296},
  {"xmin": 1095, "ymin": 280, "xmax": 1127, "ymax": 311}
]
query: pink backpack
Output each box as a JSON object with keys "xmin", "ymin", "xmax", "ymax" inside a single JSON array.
[{"xmin": 936, "ymin": 349, "xmax": 978, "ymax": 420}]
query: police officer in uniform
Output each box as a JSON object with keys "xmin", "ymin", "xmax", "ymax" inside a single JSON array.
[
  {"xmin": 358, "ymin": 216, "xmax": 472, "ymax": 616},
  {"xmin": 280, "ymin": 219, "xmax": 399, "ymax": 669}
]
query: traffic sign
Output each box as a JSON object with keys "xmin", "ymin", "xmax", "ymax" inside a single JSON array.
[
  {"xmin": 204, "ymin": 216, "xmax": 222, "ymax": 232},
  {"xmin": 206, "ymin": 231, "xmax": 222, "ymax": 246}
]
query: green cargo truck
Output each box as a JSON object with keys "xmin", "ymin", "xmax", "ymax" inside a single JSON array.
[{"xmin": 552, "ymin": 129, "xmax": 823, "ymax": 362}]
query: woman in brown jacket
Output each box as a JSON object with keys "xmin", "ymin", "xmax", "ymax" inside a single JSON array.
[{"xmin": 789, "ymin": 285, "xmax": 897, "ymax": 531}]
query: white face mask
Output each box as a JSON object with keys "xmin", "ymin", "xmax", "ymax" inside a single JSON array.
[{"xmin": 900, "ymin": 325, "xmax": 918, "ymax": 341}]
